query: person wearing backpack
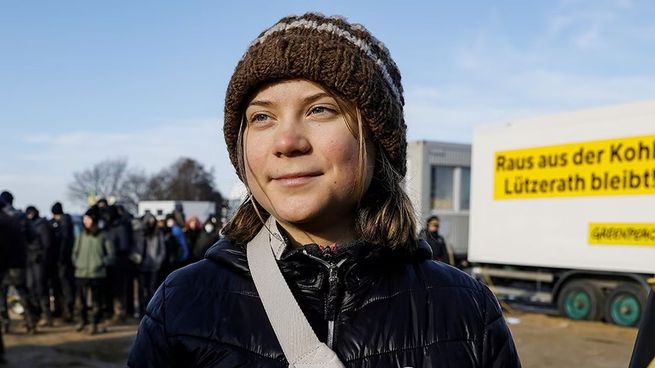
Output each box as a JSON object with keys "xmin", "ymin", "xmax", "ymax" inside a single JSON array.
[{"xmin": 128, "ymin": 13, "xmax": 520, "ymax": 367}]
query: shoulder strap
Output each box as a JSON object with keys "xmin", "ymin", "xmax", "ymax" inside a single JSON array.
[{"xmin": 247, "ymin": 217, "xmax": 345, "ymax": 368}]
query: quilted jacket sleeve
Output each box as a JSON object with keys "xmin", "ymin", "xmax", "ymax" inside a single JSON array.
[
  {"xmin": 480, "ymin": 284, "xmax": 522, "ymax": 367},
  {"xmin": 127, "ymin": 283, "xmax": 174, "ymax": 368}
]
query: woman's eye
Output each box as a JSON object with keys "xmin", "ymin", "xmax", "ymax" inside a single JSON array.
[
  {"xmin": 309, "ymin": 106, "xmax": 335, "ymax": 116},
  {"xmin": 251, "ymin": 113, "xmax": 270, "ymax": 123}
]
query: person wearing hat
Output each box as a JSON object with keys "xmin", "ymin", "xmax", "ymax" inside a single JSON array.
[
  {"xmin": 50, "ymin": 202, "xmax": 76, "ymax": 323},
  {"xmin": 128, "ymin": 13, "xmax": 520, "ymax": 367},
  {"xmin": 71, "ymin": 205, "xmax": 115, "ymax": 334}
]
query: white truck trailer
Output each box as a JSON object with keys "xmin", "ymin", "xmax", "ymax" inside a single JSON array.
[{"xmin": 468, "ymin": 100, "xmax": 655, "ymax": 326}]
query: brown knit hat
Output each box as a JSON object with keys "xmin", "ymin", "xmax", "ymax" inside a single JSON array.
[{"xmin": 224, "ymin": 12, "xmax": 407, "ymax": 177}]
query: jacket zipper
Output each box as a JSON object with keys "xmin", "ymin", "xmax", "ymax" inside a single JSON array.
[{"xmin": 302, "ymin": 250, "xmax": 346, "ymax": 349}]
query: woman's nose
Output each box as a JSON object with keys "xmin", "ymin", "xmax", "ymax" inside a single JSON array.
[{"xmin": 272, "ymin": 119, "xmax": 311, "ymax": 157}]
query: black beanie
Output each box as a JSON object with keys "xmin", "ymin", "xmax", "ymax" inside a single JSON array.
[
  {"xmin": 51, "ymin": 202, "xmax": 63, "ymax": 215},
  {"xmin": 0, "ymin": 191, "xmax": 13, "ymax": 206},
  {"xmin": 84, "ymin": 205, "xmax": 100, "ymax": 223}
]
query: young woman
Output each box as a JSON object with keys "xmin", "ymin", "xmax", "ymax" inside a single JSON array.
[
  {"xmin": 72, "ymin": 205, "xmax": 114, "ymax": 334},
  {"xmin": 128, "ymin": 13, "xmax": 520, "ymax": 367}
]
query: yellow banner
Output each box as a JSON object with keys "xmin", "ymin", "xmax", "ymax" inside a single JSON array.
[
  {"xmin": 589, "ymin": 223, "xmax": 655, "ymax": 246},
  {"xmin": 494, "ymin": 134, "xmax": 655, "ymax": 199}
]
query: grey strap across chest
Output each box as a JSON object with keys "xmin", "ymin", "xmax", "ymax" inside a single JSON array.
[{"xmin": 247, "ymin": 217, "xmax": 345, "ymax": 368}]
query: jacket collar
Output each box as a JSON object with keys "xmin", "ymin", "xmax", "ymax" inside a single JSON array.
[{"xmin": 205, "ymin": 235, "xmax": 432, "ymax": 275}]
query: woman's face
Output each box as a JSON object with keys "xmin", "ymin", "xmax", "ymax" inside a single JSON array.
[
  {"xmin": 82, "ymin": 215, "xmax": 93, "ymax": 229},
  {"xmin": 243, "ymin": 79, "xmax": 373, "ymax": 236}
]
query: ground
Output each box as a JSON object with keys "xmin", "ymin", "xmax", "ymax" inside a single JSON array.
[{"xmin": 0, "ymin": 311, "xmax": 639, "ymax": 367}]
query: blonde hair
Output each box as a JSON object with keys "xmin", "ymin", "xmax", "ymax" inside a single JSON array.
[{"xmin": 222, "ymin": 84, "xmax": 417, "ymax": 250}]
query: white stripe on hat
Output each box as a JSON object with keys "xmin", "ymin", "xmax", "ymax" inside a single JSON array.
[{"xmin": 246, "ymin": 18, "xmax": 402, "ymax": 105}]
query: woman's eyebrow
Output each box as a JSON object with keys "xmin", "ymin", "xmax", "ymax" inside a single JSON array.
[
  {"xmin": 247, "ymin": 92, "xmax": 332, "ymax": 108},
  {"xmin": 303, "ymin": 92, "xmax": 332, "ymax": 104},
  {"xmin": 247, "ymin": 99, "xmax": 272, "ymax": 108}
]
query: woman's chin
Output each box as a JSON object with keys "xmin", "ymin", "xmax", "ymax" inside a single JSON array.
[{"xmin": 270, "ymin": 210, "xmax": 316, "ymax": 226}]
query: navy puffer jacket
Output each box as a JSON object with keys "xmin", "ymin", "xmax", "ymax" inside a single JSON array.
[{"xmin": 128, "ymin": 238, "xmax": 521, "ymax": 367}]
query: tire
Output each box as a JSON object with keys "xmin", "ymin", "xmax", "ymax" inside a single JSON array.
[
  {"xmin": 604, "ymin": 283, "xmax": 647, "ymax": 327},
  {"xmin": 557, "ymin": 280, "xmax": 604, "ymax": 321}
]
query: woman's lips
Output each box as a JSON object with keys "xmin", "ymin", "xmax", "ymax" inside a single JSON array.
[{"xmin": 272, "ymin": 172, "xmax": 322, "ymax": 186}]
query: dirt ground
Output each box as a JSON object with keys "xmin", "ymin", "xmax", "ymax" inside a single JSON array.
[{"xmin": 0, "ymin": 312, "xmax": 639, "ymax": 367}]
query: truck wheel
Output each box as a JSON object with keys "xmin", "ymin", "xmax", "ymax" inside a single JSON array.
[
  {"xmin": 558, "ymin": 280, "xmax": 603, "ymax": 321},
  {"xmin": 604, "ymin": 283, "xmax": 646, "ymax": 327}
]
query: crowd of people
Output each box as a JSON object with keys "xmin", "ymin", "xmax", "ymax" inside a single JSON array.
[{"xmin": 0, "ymin": 189, "xmax": 223, "ymax": 361}]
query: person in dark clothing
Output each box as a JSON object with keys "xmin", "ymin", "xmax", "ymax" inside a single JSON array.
[
  {"xmin": 156, "ymin": 215, "xmax": 189, "ymax": 283},
  {"xmin": 0, "ymin": 197, "xmax": 10, "ymax": 364},
  {"xmin": 132, "ymin": 212, "xmax": 166, "ymax": 318},
  {"xmin": 128, "ymin": 13, "xmax": 520, "ymax": 367},
  {"xmin": 0, "ymin": 191, "xmax": 37, "ymax": 334},
  {"xmin": 183, "ymin": 216, "xmax": 202, "ymax": 260},
  {"xmin": 191, "ymin": 214, "xmax": 222, "ymax": 262},
  {"xmin": 50, "ymin": 202, "xmax": 76, "ymax": 322},
  {"xmin": 103, "ymin": 205, "xmax": 136, "ymax": 324},
  {"xmin": 24, "ymin": 206, "xmax": 54, "ymax": 327},
  {"xmin": 117, "ymin": 205, "xmax": 137, "ymax": 318},
  {"xmin": 630, "ymin": 288, "xmax": 655, "ymax": 368},
  {"xmin": 419, "ymin": 215, "xmax": 452, "ymax": 264},
  {"xmin": 172, "ymin": 203, "xmax": 185, "ymax": 228}
]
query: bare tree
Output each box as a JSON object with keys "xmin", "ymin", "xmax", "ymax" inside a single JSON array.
[
  {"xmin": 67, "ymin": 158, "xmax": 148, "ymax": 213},
  {"xmin": 118, "ymin": 169, "xmax": 150, "ymax": 213},
  {"xmin": 147, "ymin": 157, "xmax": 222, "ymax": 204}
]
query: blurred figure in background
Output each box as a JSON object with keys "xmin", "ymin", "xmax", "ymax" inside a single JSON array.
[
  {"xmin": 183, "ymin": 216, "xmax": 202, "ymax": 260},
  {"xmin": 419, "ymin": 216, "xmax": 453, "ymax": 265},
  {"xmin": 132, "ymin": 212, "xmax": 166, "ymax": 318},
  {"xmin": 72, "ymin": 206, "xmax": 114, "ymax": 335},
  {"xmin": 104, "ymin": 205, "xmax": 136, "ymax": 324},
  {"xmin": 0, "ymin": 197, "xmax": 10, "ymax": 364},
  {"xmin": 50, "ymin": 202, "xmax": 75, "ymax": 323},
  {"xmin": 157, "ymin": 214, "xmax": 189, "ymax": 283},
  {"xmin": 172, "ymin": 203, "xmax": 185, "ymax": 228},
  {"xmin": 0, "ymin": 191, "xmax": 37, "ymax": 334},
  {"xmin": 166, "ymin": 214, "xmax": 189, "ymax": 266},
  {"xmin": 24, "ymin": 206, "xmax": 54, "ymax": 327},
  {"xmin": 95, "ymin": 198, "xmax": 109, "ymax": 231},
  {"xmin": 191, "ymin": 214, "xmax": 222, "ymax": 262},
  {"xmin": 115, "ymin": 205, "xmax": 137, "ymax": 319}
]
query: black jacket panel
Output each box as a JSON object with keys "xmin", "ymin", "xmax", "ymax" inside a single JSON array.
[
  {"xmin": 128, "ymin": 238, "xmax": 520, "ymax": 367},
  {"xmin": 51, "ymin": 214, "xmax": 74, "ymax": 266},
  {"xmin": 2, "ymin": 208, "xmax": 29, "ymax": 269}
]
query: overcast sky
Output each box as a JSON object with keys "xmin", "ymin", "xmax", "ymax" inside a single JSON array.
[{"xmin": 2, "ymin": 0, "xmax": 654, "ymax": 214}]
